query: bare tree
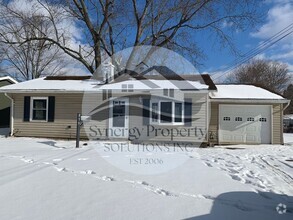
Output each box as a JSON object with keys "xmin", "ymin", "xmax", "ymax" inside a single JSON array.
[
  {"xmin": 0, "ymin": 4, "xmax": 69, "ymax": 80},
  {"xmin": 0, "ymin": 0, "xmax": 263, "ymax": 74},
  {"xmin": 226, "ymin": 59, "xmax": 290, "ymax": 93}
]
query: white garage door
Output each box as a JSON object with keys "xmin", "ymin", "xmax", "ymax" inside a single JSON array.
[{"xmin": 219, "ymin": 105, "xmax": 271, "ymax": 144}]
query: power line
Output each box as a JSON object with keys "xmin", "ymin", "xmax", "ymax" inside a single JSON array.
[
  {"xmin": 212, "ymin": 24, "xmax": 293, "ymax": 81},
  {"xmin": 212, "ymin": 23, "xmax": 293, "ymax": 79},
  {"xmin": 211, "ymin": 23, "xmax": 293, "ymax": 82},
  {"xmin": 236, "ymin": 23, "xmax": 293, "ymax": 63},
  {"xmin": 213, "ymin": 29, "xmax": 293, "ymax": 81}
]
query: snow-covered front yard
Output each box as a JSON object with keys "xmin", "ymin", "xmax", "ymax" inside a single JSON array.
[{"xmin": 0, "ymin": 135, "xmax": 292, "ymax": 219}]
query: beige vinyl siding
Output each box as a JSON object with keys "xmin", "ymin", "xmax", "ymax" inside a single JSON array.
[
  {"xmin": 132, "ymin": 92, "xmax": 208, "ymax": 143},
  {"xmin": 272, "ymin": 103, "xmax": 283, "ymax": 144},
  {"xmin": 0, "ymin": 94, "xmax": 10, "ymax": 110},
  {"xmin": 11, "ymin": 91, "xmax": 208, "ymax": 142},
  {"xmin": 9, "ymin": 91, "xmax": 285, "ymax": 145},
  {"xmin": 209, "ymin": 102, "xmax": 284, "ymax": 145},
  {"xmin": 0, "ymin": 80, "xmax": 12, "ymax": 87},
  {"xmin": 0, "ymin": 80, "xmax": 13, "ymax": 110},
  {"xmin": 209, "ymin": 103, "xmax": 219, "ymax": 143},
  {"xmin": 11, "ymin": 93, "xmax": 108, "ymax": 139},
  {"xmin": 129, "ymin": 95, "xmax": 146, "ymax": 129}
]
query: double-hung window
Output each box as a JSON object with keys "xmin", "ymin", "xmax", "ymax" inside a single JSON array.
[
  {"xmin": 150, "ymin": 100, "xmax": 184, "ymax": 125},
  {"xmin": 151, "ymin": 103, "xmax": 159, "ymax": 122},
  {"xmin": 174, "ymin": 103, "xmax": 183, "ymax": 122},
  {"xmin": 161, "ymin": 102, "xmax": 173, "ymax": 123},
  {"xmin": 31, "ymin": 97, "xmax": 48, "ymax": 121}
]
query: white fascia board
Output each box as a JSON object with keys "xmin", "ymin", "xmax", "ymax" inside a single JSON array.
[
  {"xmin": 0, "ymin": 88, "xmax": 209, "ymax": 94},
  {"xmin": 0, "ymin": 76, "xmax": 18, "ymax": 84},
  {"xmin": 210, "ymin": 98, "xmax": 289, "ymax": 104}
]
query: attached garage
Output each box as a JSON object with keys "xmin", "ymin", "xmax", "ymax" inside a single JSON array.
[
  {"xmin": 219, "ymin": 104, "xmax": 271, "ymax": 144},
  {"xmin": 209, "ymin": 85, "xmax": 290, "ymax": 145}
]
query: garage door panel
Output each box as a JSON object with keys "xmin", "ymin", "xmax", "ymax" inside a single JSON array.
[
  {"xmin": 234, "ymin": 135, "xmax": 244, "ymax": 142},
  {"xmin": 246, "ymin": 135, "xmax": 257, "ymax": 142},
  {"xmin": 219, "ymin": 105, "xmax": 271, "ymax": 144},
  {"xmin": 222, "ymin": 134, "xmax": 232, "ymax": 142},
  {"xmin": 246, "ymin": 126, "xmax": 257, "ymax": 132}
]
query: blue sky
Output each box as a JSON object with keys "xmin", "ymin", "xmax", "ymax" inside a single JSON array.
[
  {"xmin": 2, "ymin": 0, "xmax": 292, "ymax": 81},
  {"xmin": 198, "ymin": 0, "xmax": 293, "ymax": 79}
]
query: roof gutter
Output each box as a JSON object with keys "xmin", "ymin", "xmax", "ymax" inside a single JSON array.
[
  {"xmin": 210, "ymin": 98, "xmax": 289, "ymax": 104},
  {"xmin": 4, "ymin": 93, "xmax": 14, "ymax": 136},
  {"xmin": 0, "ymin": 88, "xmax": 209, "ymax": 94},
  {"xmin": 283, "ymin": 99, "xmax": 291, "ymax": 111}
]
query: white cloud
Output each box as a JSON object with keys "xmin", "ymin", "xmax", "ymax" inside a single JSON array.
[
  {"xmin": 251, "ymin": 2, "xmax": 293, "ymax": 67},
  {"xmin": 2, "ymin": 0, "xmax": 93, "ymax": 75},
  {"xmin": 264, "ymin": 0, "xmax": 292, "ymax": 4},
  {"xmin": 222, "ymin": 20, "xmax": 234, "ymax": 28},
  {"xmin": 270, "ymin": 51, "xmax": 293, "ymax": 60},
  {"xmin": 287, "ymin": 63, "xmax": 293, "ymax": 71},
  {"xmin": 251, "ymin": 3, "xmax": 293, "ymax": 41},
  {"xmin": 254, "ymin": 53, "xmax": 267, "ymax": 60}
]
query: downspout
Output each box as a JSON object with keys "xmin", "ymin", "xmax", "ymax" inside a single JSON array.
[
  {"xmin": 282, "ymin": 100, "xmax": 291, "ymax": 144},
  {"xmin": 206, "ymin": 92, "xmax": 210, "ymax": 146},
  {"xmin": 4, "ymin": 93, "xmax": 14, "ymax": 136},
  {"xmin": 283, "ymin": 100, "xmax": 291, "ymax": 111}
]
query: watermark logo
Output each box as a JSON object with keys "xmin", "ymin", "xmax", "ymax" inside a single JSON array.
[
  {"xmin": 82, "ymin": 45, "xmax": 209, "ymax": 174},
  {"xmin": 276, "ymin": 203, "xmax": 287, "ymax": 214}
]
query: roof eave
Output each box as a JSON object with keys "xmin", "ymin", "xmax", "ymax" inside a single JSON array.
[
  {"xmin": 1, "ymin": 88, "xmax": 209, "ymax": 94},
  {"xmin": 210, "ymin": 98, "xmax": 289, "ymax": 104},
  {"xmin": 0, "ymin": 76, "xmax": 18, "ymax": 84},
  {"xmin": 0, "ymin": 89, "xmax": 89, "ymax": 94}
]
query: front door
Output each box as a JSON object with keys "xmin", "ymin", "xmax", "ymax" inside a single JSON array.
[{"xmin": 109, "ymin": 98, "xmax": 129, "ymax": 139}]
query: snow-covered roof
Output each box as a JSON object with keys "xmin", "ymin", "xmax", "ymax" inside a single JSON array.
[
  {"xmin": 0, "ymin": 76, "xmax": 18, "ymax": 84},
  {"xmin": 210, "ymin": 85, "xmax": 286, "ymax": 101},
  {"xmin": 0, "ymin": 77, "xmax": 208, "ymax": 93},
  {"xmin": 104, "ymin": 79, "xmax": 208, "ymax": 90},
  {"xmin": 0, "ymin": 77, "xmax": 101, "ymax": 93}
]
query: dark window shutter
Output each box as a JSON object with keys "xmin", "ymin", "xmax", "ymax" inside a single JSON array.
[
  {"xmin": 184, "ymin": 98, "xmax": 192, "ymax": 126},
  {"xmin": 48, "ymin": 96, "xmax": 55, "ymax": 122},
  {"xmin": 108, "ymin": 89, "xmax": 112, "ymax": 99},
  {"xmin": 142, "ymin": 98, "xmax": 150, "ymax": 125},
  {"xmin": 23, "ymin": 96, "xmax": 31, "ymax": 122},
  {"xmin": 102, "ymin": 90, "xmax": 107, "ymax": 100}
]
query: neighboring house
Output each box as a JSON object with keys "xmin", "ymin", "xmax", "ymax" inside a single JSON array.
[
  {"xmin": 0, "ymin": 76, "xmax": 18, "ymax": 128},
  {"xmin": 283, "ymin": 114, "xmax": 293, "ymax": 133},
  {"xmin": 0, "ymin": 72, "xmax": 289, "ymax": 145}
]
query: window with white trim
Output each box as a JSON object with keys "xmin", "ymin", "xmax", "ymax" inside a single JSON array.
[
  {"xmin": 174, "ymin": 103, "xmax": 183, "ymax": 122},
  {"xmin": 122, "ymin": 84, "xmax": 134, "ymax": 92},
  {"xmin": 161, "ymin": 102, "xmax": 172, "ymax": 123},
  {"xmin": 223, "ymin": 117, "xmax": 230, "ymax": 121},
  {"xmin": 163, "ymin": 88, "xmax": 175, "ymax": 97},
  {"xmin": 31, "ymin": 97, "xmax": 48, "ymax": 121},
  {"xmin": 259, "ymin": 117, "xmax": 267, "ymax": 122},
  {"xmin": 169, "ymin": 89, "xmax": 174, "ymax": 97},
  {"xmin": 150, "ymin": 100, "xmax": 184, "ymax": 125},
  {"xmin": 163, "ymin": 89, "xmax": 168, "ymax": 96},
  {"xmin": 235, "ymin": 117, "xmax": 242, "ymax": 121},
  {"xmin": 247, "ymin": 117, "xmax": 254, "ymax": 121},
  {"xmin": 151, "ymin": 103, "xmax": 158, "ymax": 122}
]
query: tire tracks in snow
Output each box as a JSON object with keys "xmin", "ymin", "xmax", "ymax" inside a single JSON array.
[{"xmin": 259, "ymin": 156, "xmax": 293, "ymax": 186}]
